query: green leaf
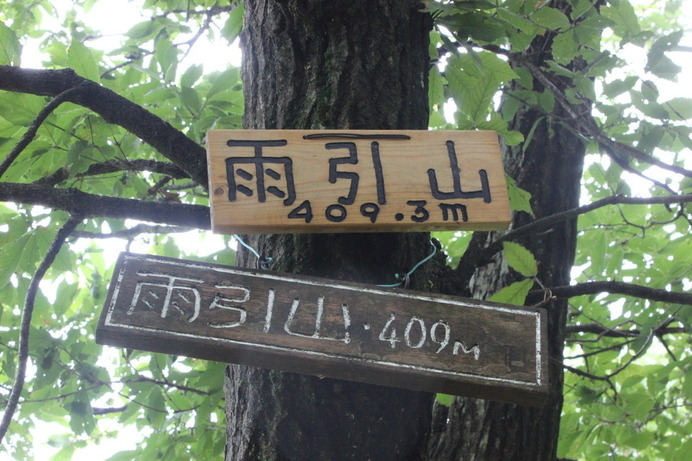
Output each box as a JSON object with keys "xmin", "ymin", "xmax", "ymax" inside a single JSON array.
[
  {"xmin": 441, "ymin": 13, "xmax": 506, "ymax": 43},
  {"xmin": 446, "ymin": 52, "xmax": 517, "ymax": 124},
  {"xmin": 50, "ymin": 445, "xmax": 75, "ymax": 461},
  {"xmin": 531, "ymin": 7, "xmax": 571, "ymax": 31},
  {"xmin": 155, "ymin": 38, "xmax": 179, "ymax": 82},
  {"xmin": 221, "ymin": 3, "xmax": 244, "ymax": 42},
  {"xmin": 0, "ymin": 92, "xmax": 46, "ymax": 126},
  {"xmin": 664, "ymin": 98, "xmax": 692, "ymax": 120},
  {"xmin": 207, "ymin": 68, "xmax": 241, "ymax": 99},
  {"xmin": 0, "ymin": 234, "xmax": 31, "ymax": 289},
  {"xmin": 180, "ymin": 87, "xmax": 202, "ymax": 115},
  {"xmin": 67, "ymin": 40, "xmax": 100, "ymax": 82},
  {"xmin": 622, "ymin": 428, "xmax": 655, "ymax": 450},
  {"xmin": 66, "ymin": 394, "xmax": 95, "ymax": 435},
  {"xmin": 537, "ymin": 90, "xmax": 555, "ymax": 112},
  {"xmin": 436, "ymin": 393, "xmax": 454, "ymax": 407},
  {"xmin": 505, "ymin": 174, "xmax": 534, "ymax": 216},
  {"xmin": 501, "ymin": 129, "xmax": 524, "ymax": 147},
  {"xmin": 503, "ymin": 242, "xmax": 538, "ymax": 277},
  {"xmin": 513, "ymin": 67, "xmax": 533, "ymax": 90},
  {"xmin": 602, "ymin": 76, "xmax": 638, "ymax": 98},
  {"xmin": 601, "ymin": 0, "xmax": 641, "ymax": 39},
  {"xmin": 428, "ymin": 66, "xmax": 445, "ymax": 109},
  {"xmin": 126, "ymin": 21, "xmax": 156, "ymax": 40},
  {"xmin": 66, "ymin": 140, "xmax": 95, "ymax": 176},
  {"xmin": 497, "ymin": 8, "xmax": 537, "ymax": 34},
  {"xmin": 105, "ymin": 451, "xmax": 139, "ymax": 461},
  {"xmin": 0, "ymin": 21, "xmax": 21, "ymax": 65},
  {"xmin": 145, "ymin": 387, "xmax": 167, "ymax": 429},
  {"xmin": 552, "ymin": 29, "xmax": 578, "ymax": 65},
  {"xmin": 489, "ymin": 278, "xmax": 533, "ymax": 305},
  {"xmin": 571, "ymin": 0, "xmax": 594, "ymax": 20},
  {"xmin": 181, "ymin": 64, "xmax": 204, "ymax": 88}
]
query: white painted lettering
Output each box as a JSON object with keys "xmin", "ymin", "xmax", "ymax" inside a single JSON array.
[
  {"xmin": 128, "ymin": 271, "xmax": 203, "ymax": 323},
  {"xmin": 453, "ymin": 340, "xmax": 480, "ymax": 360},
  {"xmin": 207, "ymin": 284, "xmax": 250, "ymax": 329},
  {"xmin": 404, "ymin": 317, "xmax": 426, "ymax": 349}
]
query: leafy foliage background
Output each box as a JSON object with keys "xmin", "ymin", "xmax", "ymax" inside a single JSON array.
[{"xmin": 0, "ymin": 0, "xmax": 689, "ymax": 459}]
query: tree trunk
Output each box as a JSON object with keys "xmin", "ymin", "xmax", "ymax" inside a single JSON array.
[
  {"xmin": 427, "ymin": 15, "xmax": 587, "ymax": 461},
  {"xmin": 223, "ymin": 2, "xmax": 442, "ymax": 459}
]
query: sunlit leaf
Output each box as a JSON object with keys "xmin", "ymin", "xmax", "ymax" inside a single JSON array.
[
  {"xmin": 503, "ymin": 242, "xmax": 538, "ymax": 277},
  {"xmin": 436, "ymin": 393, "xmax": 454, "ymax": 407},
  {"xmin": 0, "ymin": 21, "xmax": 21, "ymax": 65},
  {"xmin": 67, "ymin": 40, "xmax": 101, "ymax": 82},
  {"xmin": 489, "ymin": 278, "xmax": 533, "ymax": 305},
  {"xmin": 221, "ymin": 2, "xmax": 244, "ymax": 42},
  {"xmin": 531, "ymin": 7, "xmax": 571, "ymax": 31}
]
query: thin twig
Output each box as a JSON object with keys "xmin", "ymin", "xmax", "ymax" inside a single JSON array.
[
  {"xmin": 34, "ymin": 159, "xmax": 190, "ymax": 187},
  {"xmin": 0, "ymin": 182, "xmax": 211, "ymax": 229},
  {"xmin": 93, "ymin": 406, "xmax": 128, "ymax": 416},
  {"xmin": 455, "ymin": 193, "xmax": 692, "ymax": 281},
  {"xmin": 564, "ymin": 339, "xmax": 635, "ymax": 360},
  {"xmin": 516, "ymin": 57, "xmax": 692, "ymax": 178},
  {"xmin": 503, "ymin": 194, "xmax": 692, "ymax": 246},
  {"xmin": 119, "ymin": 376, "xmax": 209, "ymax": 395},
  {"xmin": 542, "ymin": 281, "xmax": 692, "ymax": 306},
  {"xmin": 0, "ymin": 67, "xmax": 208, "ymax": 186},
  {"xmin": 0, "ymin": 215, "xmax": 83, "ymax": 443},
  {"xmin": 74, "ymin": 224, "xmax": 193, "ymax": 239},
  {"xmin": 566, "ymin": 323, "xmax": 686, "ymax": 338},
  {"xmin": 0, "ymin": 84, "xmax": 86, "ymax": 179}
]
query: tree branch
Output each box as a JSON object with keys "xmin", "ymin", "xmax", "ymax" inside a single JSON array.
[
  {"xmin": 566, "ymin": 323, "xmax": 686, "ymax": 338},
  {"xmin": 455, "ymin": 193, "xmax": 692, "ymax": 283},
  {"xmin": 119, "ymin": 376, "xmax": 209, "ymax": 395},
  {"xmin": 34, "ymin": 159, "xmax": 190, "ymax": 187},
  {"xmin": 93, "ymin": 406, "xmax": 128, "ymax": 416},
  {"xmin": 0, "ymin": 215, "xmax": 83, "ymax": 444},
  {"xmin": 155, "ymin": 5, "xmax": 236, "ymax": 18},
  {"xmin": 515, "ymin": 58, "xmax": 692, "ymax": 179},
  {"xmin": 0, "ymin": 84, "xmax": 87, "ymax": 179},
  {"xmin": 564, "ymin": 327, "xmax": 654, "ymax": 382},
  {"xmin": 74, "ymin": 224, "xmax": 194, "ymax": 239},
  {"xmin": 543, "ymin": 281, "xmax": 692, "ymax": 306},
  {"xmin": 505, "ymin": 194, "xmax": 692, "ymax": 247},
  {"xmin": 0, "ymin": 182, "xmax": 210, "ymax": 229},
  {"xmin": 467, "ymin": 39, "xmax": 692, "ymax": 180},
  {"xmin": 0, "ymin": 66, "xmax": 208, "ymax": 186}
]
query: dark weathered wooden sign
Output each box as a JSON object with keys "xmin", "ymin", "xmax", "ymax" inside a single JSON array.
[
  {"xmin": 96, "ymin": 253, "xmax": 548, "ymax": 406},
  {"xmin": 206, "ymin": 130, "xmax": 511, "ymax": 234}
]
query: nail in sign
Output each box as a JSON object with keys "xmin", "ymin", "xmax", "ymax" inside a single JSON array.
[
  {"xmin": 96, "ymin": 253, "xmax": 548, "ymax": 406},
  {"xmin": 206, "ymin": 130, "xmax": 511, "ymax": 234}
]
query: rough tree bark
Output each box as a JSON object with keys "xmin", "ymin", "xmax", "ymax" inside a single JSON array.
[
  {"xmin": 223, "ymin": 2, "xmax": 445, "ymax": 459},
  {"xmin": 223, "ymin": 1, "xmax": 586, "ymax": 459},
  {"xmin": 427, "ymin": 7, "xmax": 587, "ymax": 461}
]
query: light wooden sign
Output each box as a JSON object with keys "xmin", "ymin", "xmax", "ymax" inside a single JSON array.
[
  {"xmin": 206, "ymin": 130, "xmax": 511, "ymax": 234},
  {"xmin": 96, "ymin": 253, "xmax": 548, "ymax": 406}
]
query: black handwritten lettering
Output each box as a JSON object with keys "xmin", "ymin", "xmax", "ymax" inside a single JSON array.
[
  {"xmin": 326, "ymin": 142, "xmax": 359, "ymax": 205},
  {"xmin": 439, "ymin": 203, "xmax": 468, "ymax": 222},
  {"xmin": 288, "ymin": 200, "xmax": 314, "ymax": 223},
  {"xmin": 360, "ymin": 203, "xmax": 380, "ymax": 223},
  {"xmin": 326, "ymin": 204, "xmax": 347, "ymax": 222},
  {"xmin": 407, "ymin": 200, "xmax": 430, "ymax": 223},
  {"xmin": 427, "ymin": 141, "xmax": 492, "ymax": 203},
  {"xmin": 370, "ymin": 142, "xmax": 387, "ymax": 205},
  {"xmin": 225, "ymin": 139, "xmax": 296, "ymax": 206}
]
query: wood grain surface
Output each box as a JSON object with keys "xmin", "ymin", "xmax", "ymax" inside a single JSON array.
[
  {"xmin": 96, "ymin": 253, "xmax": 548, "ymax": 405},
  {"xmin": 207, "ymin": 130, "xmax": 511, "ymax": 234}
]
